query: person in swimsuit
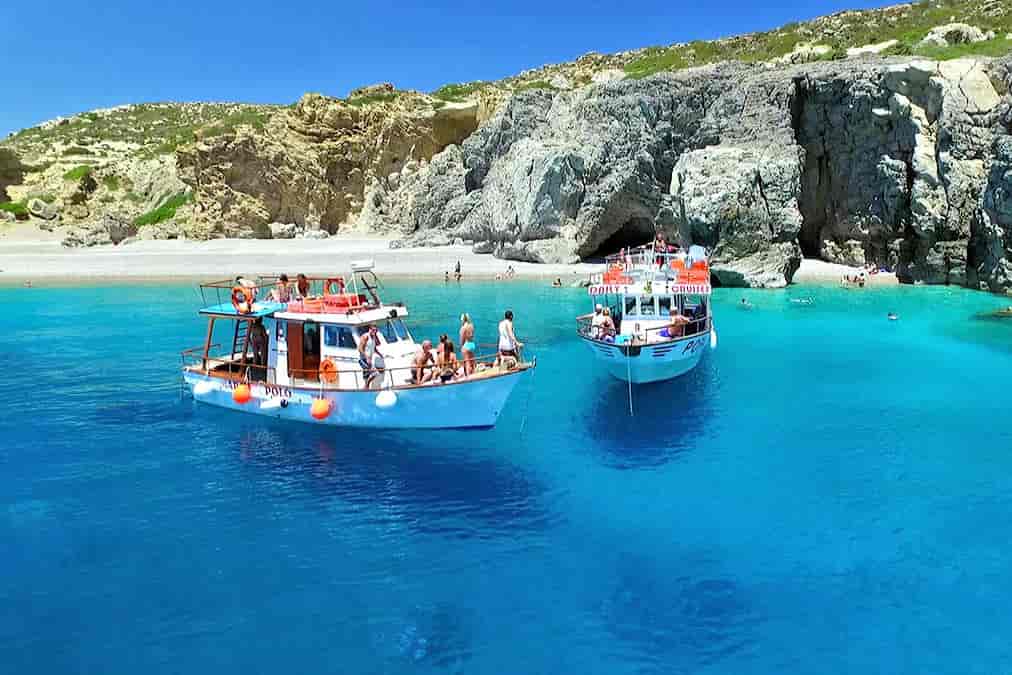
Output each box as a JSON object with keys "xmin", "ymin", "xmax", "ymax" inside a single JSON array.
[
  {"xmin": 357, "ymin": 324, "xmax": 385, "ymax": 389},
  {"xmin": 497, "ymin": 310, "xmax": 523, "ymax": 365},
  {"xmin": 436, "ymin": 340, "xmax": 460, "ymax": 383},
  {"xmin": 601, "ymin": 308, "xmax": 616, "ymax": 341},
  {"xmin": 410, "ymin": 340, "xmax": 435, "ymax": 383},
  {"xmin": 659, "ymin": 309, "xmax": 690, "ymax": 339},
  {"xmin": 269, "ymin": 274, "xmax": 292, "ymax": 303},
  {"xmin": 459, "ymin": 313, "xmax": 476, "ymax": 376},
  {"xmin": 295, "ymin": 273, "xmax": 311, "ymax": 299}
]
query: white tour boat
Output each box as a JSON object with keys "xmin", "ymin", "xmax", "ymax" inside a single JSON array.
[
  {"xmin": 576, "ymin": 244, "xmax": 716, "ymax": 384},
  {"xmin": 181, "ymin": 261, "xmax": 534, "ymax": 429}
]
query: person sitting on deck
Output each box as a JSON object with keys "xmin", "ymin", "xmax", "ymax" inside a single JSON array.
[
  {"xmin": 601, "ymin": 308, "xmax": 617, "ymax": 342},
  {"xmin": 269, "ymin": 274, "xmax": 292, "ymax": 303},
  {"xmin": 410, "ymin": 340, "xmax": 436, "ymax": 384},
  {"xmin": 437, "ymin": 340, "xmax": 461, "ymax": 383},
  {"xmin": 358, "ymin": 324, "xmax": 385, "ymax": 389},
  {"xmin": 659, "ymin": 309, "xmax": 691, "ymax": 339},
  {"xmin": 295, "ymin": 274, "xmax": 311, "ymax": 299}
]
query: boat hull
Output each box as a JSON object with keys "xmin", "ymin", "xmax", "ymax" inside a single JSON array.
[
  {"xmin": 580, "ymin": 332, "xmax": 709, "ymax": 384},
  {"xmin": 183, "ymin": 369, "xmax": 528, "ymax": 429}
]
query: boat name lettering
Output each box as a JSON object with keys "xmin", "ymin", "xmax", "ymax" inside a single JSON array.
[
  {"xmin": 262, "ymin": 384, "xmax": 292, "ymax": 398},
  {"xmin": 588, "ymin": 284, "xmax": 624, "ymax": 296},
  {"xmin": 681, "ymin": 338, "xmax": 704, "ymax": 354}
]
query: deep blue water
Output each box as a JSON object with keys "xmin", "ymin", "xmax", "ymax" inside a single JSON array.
[{"xmin": 2, "ymin": 280, "xmax": 1012, "ymax": 674}]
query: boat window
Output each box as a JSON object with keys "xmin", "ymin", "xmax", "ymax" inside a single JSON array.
[
  {"xmin": 391, "ymin": 318, "xmax": 411, "ymax": 341},
  {"xmin": 624, "ymin": 296, "xmax": 637, "ymax": 315},
  {"xmin": 323, "ymin": 325, "xmax": 357, "ymax": 349},
  {"xmin": 658, "ymin": 296, "xmax": 672, "ymax": 315},
  {"xmin": 683, "ymin": 295, "xmax": 704, "ymax": 318},
  {"xmin": 638, "ymin": 296, "xmax": 656, "ymax": 316}
]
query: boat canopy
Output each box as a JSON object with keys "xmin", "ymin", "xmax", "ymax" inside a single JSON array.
[{"xmin": 199, "ymin": 301, "xmax": 288, "ymax": 318}]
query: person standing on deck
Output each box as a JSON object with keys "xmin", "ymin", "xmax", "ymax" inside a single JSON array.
[
  {"xmin": 249, "ymin": 319, "xmax": 269, "ymax": 381},
  {"xmin": 295, "ymin": 274, "xmax": 311, "ymax": 299},
  {"xmin": 357, "ymin": 324, "xmax": 385, "ymax": 389},
  {"xmin": 459, "ymin": 313, "xmax": 476, "ymax": 375},
  {"xmin": 497, "ymin": 310, "xmax": 522, "ymax": 366}
]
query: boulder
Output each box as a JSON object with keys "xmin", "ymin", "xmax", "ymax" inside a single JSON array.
[
  {"xmin": 773, "ymin": 43, "xmax": 833, "ymax": 65},
  {"xmin": 300, "ymin": 228, "xmax": 329, "ymax": 240},
  {"xmin": 0, "ymin": 210, "xmax": 15, "ymax": 223},
  {"xmin": 27, "ymin": 197, "xmax": 58, "ymax": 220},
  {"xmin": 268, "ymin": 222, "xmax": 299, "ymax": 239},
  {"xmin": 846, "ymin": 39, "xmax": 899, "ymax": 57},
  {"xmin": 472, "ymin": 240, "xmax": 495, "ymax": 254},
  {"xmin": 918, "ymin": 23, "xmax": 989, "ymax": 48},
  {"xmin": 62, "ymin": 214, "xmax": 136, "ymax": 247},
  {"xmin": 591, "ymin": 69, "xmax": 626, "ymax": 84}
]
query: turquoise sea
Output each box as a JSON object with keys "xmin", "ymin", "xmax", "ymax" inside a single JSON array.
[{"xmin": 2, "ymin": 280, "xmax": 1012, "ymax": 674}]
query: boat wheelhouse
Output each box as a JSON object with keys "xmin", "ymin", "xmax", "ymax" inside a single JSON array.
[
  {"xmin": 181, "ymin": 261, "xmax": 534, "ymax": 429},
  {"xmin": 576, "ymin": 244, "xmax": 716, "ymax": 384}
]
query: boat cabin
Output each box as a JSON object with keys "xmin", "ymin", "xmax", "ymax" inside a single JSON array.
[{"xmin": 182, "ymin": 263, "xmax": 422, "ymax": 390}]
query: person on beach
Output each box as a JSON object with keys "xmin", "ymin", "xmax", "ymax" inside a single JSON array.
[
  {"xmin": 497, "ymin": 310, "xmax": 522, "ymax": 365},
  {"xmin": 444, "ymin": 271, "xmax": 450, "ymax": 283},
  {"xmin": 551, "ymin": 277, "xmax": 562, "ymax": 287},
  {"xmin": 436, "ymin": 339, "xmax": 460, "ymax": 383},
  {"xmin": 296, "ymin": 274, "xmax": 311, "ymax": 299},
  {"xmin": 459, "ymin": 313, "xmax": 476, "ymax": 376},
  {"xmin": 410, "ymin": 340, "xmax": 436, "ymax": 383},
  {"xmin": 505, "ymin": 265, "xmax": 515, "ymax": 279},
  {"xmin": 269, "ymin": 274, "xmax": 292, "ymax": 303},
  {"xmin": 454, "ymin": 260, "xmax": 462, "ymax": 282},
  {"xmin": 358, "ymin": 324, "xmax": 385, "ymax": 389}
]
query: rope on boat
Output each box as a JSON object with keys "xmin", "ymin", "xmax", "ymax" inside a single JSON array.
[
  {"xmin": 519, "ymin": 353, "xmax": 537, "ymax": 436},
  {"xmin": 626, "ymin": 346, "xmax": 634, "ymax": 417}
]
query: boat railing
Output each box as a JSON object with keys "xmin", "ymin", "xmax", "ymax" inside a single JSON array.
[
  {"xmin": 601, "ymin": 247, "xmax": 710, "ymax": 285},
  {"xmin": 183, "ymin": 349, "xmax": 532, "ymax": 390},
  {"xmin": 576, "ymin": 315, "xmax": 710, "ymax": 344},
  {"xmin": 197, "ymin": 274, "xmax": 383, "ymax": 309}
]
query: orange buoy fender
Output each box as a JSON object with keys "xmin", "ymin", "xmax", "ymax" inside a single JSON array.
[
  {"xmin": 319, "ymin": 358, "xmax": 338, "ymax": 383},
  {"xmin": 231, "ymin": 286, "xmax": 254, "ymax": 314},
  {"xmin": 232, "ymin": 383, "xmax": 252, "ymax": 404},
  {"xmin": 310, "ymin": 398, "xmax": 333, "ymax": 420}
]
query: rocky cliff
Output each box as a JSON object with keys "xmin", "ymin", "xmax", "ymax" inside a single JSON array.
[
  {"xmin": 361, "ymin": 56, "xmax": 1012, "ymax": 289},
  {"xmin": 3, "ymin": 0, "xmax": 1011, "ymax": 290}
]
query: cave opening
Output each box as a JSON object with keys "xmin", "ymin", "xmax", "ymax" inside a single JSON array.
[
  {"xmin": 791, "ymin": 78, "xmax": 829, "ymax": 260},
  {"xmin": 584, "ymin": 217, "xmax": 657, "ymax": 261}
]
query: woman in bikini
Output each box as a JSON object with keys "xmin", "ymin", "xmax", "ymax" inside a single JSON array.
[
  {"xmin": 459, "ymin": 313, "xmax": 476, "ymax": 376},
  {"xmin": 436, "ymin": 340, "xmax": 460, "ymax": 383}
]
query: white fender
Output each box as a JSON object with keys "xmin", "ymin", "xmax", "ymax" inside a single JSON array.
[
  {"xmin": 710, "ymin": 326, "xmax": 718, "ymax": 350},
  {"xmin": 375, "ymin": 390, "xmax": 398, "ymax": 409},
  {"xmin": 193, "ymin": 380, "xmax": 215, "ymax": 396},
  {"xmin": 260, "ymin": 398, "xmax": 282, "ymax": 411}
]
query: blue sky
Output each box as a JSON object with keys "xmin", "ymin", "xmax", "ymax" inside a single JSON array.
[{"xmin": 2, "ymin": 0, "xmax": 888, "ymax": 136}]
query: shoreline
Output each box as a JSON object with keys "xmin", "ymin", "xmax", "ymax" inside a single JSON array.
[{"xmin": 0, "ymin": 236, "xmax": 898, "ymax": 288}]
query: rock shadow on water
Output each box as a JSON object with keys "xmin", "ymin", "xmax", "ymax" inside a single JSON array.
[
  {"xmin": 599, "ymin": 553, "xmax": 760, "ymax": 670},
  {"xmin": 228, "ymin": 424, "xmax": 550, "ymax": 540},
  {"xmin": 584, "ymin": 363, "xmax": 716, "ymax": 470}
]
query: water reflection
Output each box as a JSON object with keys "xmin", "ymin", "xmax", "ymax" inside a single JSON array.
[
  {"xmin": 371, "ymin": 602, "xmax": 474, "ymax": 671},
  {"xmin": 227, "ymin": 422, "xmax": 550, "ymax": 540},
  {"xmin": 584, "ymin": 361, "xmax": 717, "ymax": 470}
]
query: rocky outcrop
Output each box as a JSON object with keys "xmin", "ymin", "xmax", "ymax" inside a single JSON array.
[
  {"xmin": 918, "ymin": 23, "xmax": 991, "ymax": 49},
  {"xmin": 359, "ymin": 55, "xmax": 1012, "ymax": 289},
  {"xmin": 62, "ymin": 214, "xmax": 136, "ymax": 247},
  {"xmin": 0, "ymin": 148, "xmax": 23, "ymax": 202},
  {"xmin": 177, "ymin": 91, "xmax": 480, "ymax": 234}
]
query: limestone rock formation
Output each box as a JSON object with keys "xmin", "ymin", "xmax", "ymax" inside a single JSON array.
[
  {"xmin": 62, "ymin": 214, "xmax": 136, "ymax": 247},
  {"xmin": 918, "ymin": 23, "xmax": 990, "ymax": 48},
  {"xmin": 177, "ymin": 91, "xmax": 480, "ymax": 235}
]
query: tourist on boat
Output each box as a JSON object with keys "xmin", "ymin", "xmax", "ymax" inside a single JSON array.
[
  {"xmin": 358, "ymin": 324, "xmax": 386, "ymax": 389},
  {"xmin": 600, "ymin": 307, "xmax": 617, "ymax": 342},
  {"xmin": 249, "ymin": 318, "xmax": 269, "ymax": 381},
  {"xmin": 497, "ymin": 310, "xmax": 522, "ymax": 363},
  {"xmin": 459, "ymin": 313, "xmax": 476, "ymax": 376},
  {"xmin": 659, "ymin": 309, "xmax": 691, "ymax": 340},
  {"xmin": 269, "ymin": 274, "xmax": 292, "ymax": 303},
  {"xmin": 653, "ymin": 231, "xmax": 668, "ymax": 265},
  {"xmin": 410, "ymin": 340, "xmax": 436, "ymax": 383},
  {"xmin": 437, "ymin": 340, "xmax": 461, "ymax": 383},
  {"xmin": 590, "ymin": 304, "xmax": 606, "ymax": 338},
  {"xmin": 296, "ymin": 273, "xmax": 311, "ymax": 299}
]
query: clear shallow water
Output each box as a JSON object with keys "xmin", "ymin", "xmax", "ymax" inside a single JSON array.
[{"xmin": 2, "ymin": 280, "xmax": 1012, "ymax": 674}]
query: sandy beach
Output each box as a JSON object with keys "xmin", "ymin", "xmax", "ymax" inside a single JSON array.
[{"xmin": 0, "ymin": 229, "xmax": 897, "ymax": 287}]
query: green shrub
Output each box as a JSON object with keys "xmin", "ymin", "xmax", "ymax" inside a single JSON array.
[
  {"xmin": 624, "ymin": 47, "xmax": 688, "ymax": 79},
  {"xmin": 63, "ymin": 165, "xmax": 93, "ymax": 181},
  {"xmin": 515, "ymin": 80, "xmax": 557, "ymax": 92},
  {"xmin": 0, "ymin": 201, "xmax": 27, "ymax": 216},
  {"xmin": 133, "ymin": 192, "xmax": 190, "ymax": 227},
  {"xmin": 62, "ymin": 145, "xmax": 93, "ymax": 156},
  {"xmin": 914, "ymin": 36, "xmax": 1012, "ymax": 61},
  {"xmin": 431, "ymin": 82, "xmax": 486, "ymax": 102},
  {"xmin": 101, "ymin": 174, "xmax": 121, "ymax": 191}
]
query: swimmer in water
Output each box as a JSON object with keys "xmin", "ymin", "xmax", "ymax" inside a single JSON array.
[
  {"xmin": 887, "ymin": 312, "xmax": 898, "ymax": 321},
  {"xmin": 790, "ymin": 297, "xmax": 814, "ymax": 305},
  {"xmin": 740, "ymin": 298, "xmax": 753, "ymax": 310}
]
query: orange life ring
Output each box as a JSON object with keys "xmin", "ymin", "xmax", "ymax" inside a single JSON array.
[
  {"xmin": 323, "ymin": 277, "xmax": 345, "ymax": 297},
  {"xmin": 319, "ymin": 358, "xmax": 338, "ymax": 383},
  {"xmin": 231, "ymin": 286, "xmax": 254, "ymax": 314}
]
